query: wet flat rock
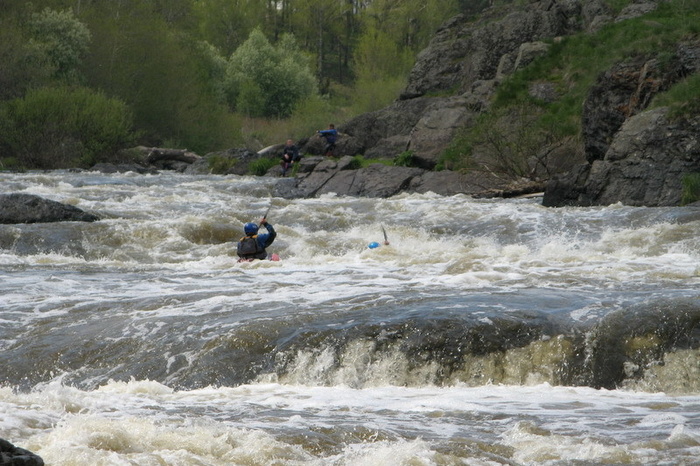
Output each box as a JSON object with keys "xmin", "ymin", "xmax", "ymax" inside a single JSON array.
[{"xmin": 0, "ymin": 193, "xmax": 99, "ymax": 224}]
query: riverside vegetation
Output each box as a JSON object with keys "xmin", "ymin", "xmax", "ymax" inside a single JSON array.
[
  {"xmin": 0, "ymin": 0, "xmax": 699, "ymax": 204},
  {"xmin": 0, "ymin": 0, "xmax": 482, "ymax": 170}
]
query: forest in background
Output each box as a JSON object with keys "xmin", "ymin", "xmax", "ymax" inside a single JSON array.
[{"xmin": 0, "ymin": 0, "xmax": 492, "ymax": 170}]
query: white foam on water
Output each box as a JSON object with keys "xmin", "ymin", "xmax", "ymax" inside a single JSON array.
[{"xmin": 3, "ymin": 380, "xmax": 700, "ymax": 464}]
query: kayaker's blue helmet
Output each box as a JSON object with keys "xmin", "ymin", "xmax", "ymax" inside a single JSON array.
[{"xmin": 244, "ymin": 222, "xmax": 258, "ymax": 235}]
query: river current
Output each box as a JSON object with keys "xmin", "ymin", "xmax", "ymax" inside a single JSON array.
[{"xmin": 1, "ymin": 170, "xmax": 699, "ymax": 465}]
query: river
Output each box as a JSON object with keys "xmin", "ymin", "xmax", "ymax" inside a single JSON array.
[{"xmin": 1, "ymin": 170, "xmax": 699, "ymax": 465}]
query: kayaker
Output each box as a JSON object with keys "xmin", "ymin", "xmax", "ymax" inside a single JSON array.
[{"xmin": 237, "ymin": 217, "xmax": 277, "ymax": 261}]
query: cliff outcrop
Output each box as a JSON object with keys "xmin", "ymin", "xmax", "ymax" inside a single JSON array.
[
  {"xmin": 544, "ymin": 38, "xmax": 700, "ymax": 206},
  {"xmin": 337, "ymin": 0, "xmax": 605, "ymax": 171},
  {"xmin": 544, "ymin": 108, "xmax": 700, "ymax": 206}
]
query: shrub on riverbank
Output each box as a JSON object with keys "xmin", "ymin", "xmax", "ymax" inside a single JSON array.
[{"xmin": 0, "ymin": 86, "xmax": 135, "ymax": 169}]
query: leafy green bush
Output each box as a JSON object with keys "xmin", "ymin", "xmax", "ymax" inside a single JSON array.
[
  {"xmin": 0, "ymin": 18, "xmax": 54, "ymax": 100},
  {"xmin": 394, "ymin": 150, "xmax": 415, "ymax": 167},
  {"xmin": 0, "ymin": 86, "xmax": 135, "ymax": 169},
  {"xmin": 208, "ymin": 155, "xmax": 237, "ymax": 174},
  {"xmin": 348, "ymin": 155, "xmax": 364, "ymax": 169},
  {"xmin": 248, "ymin": 157, "xmax": 277, "ymax": 176},
  {"xmin": 0, "ymin": 157, "xmax": 21, "ymax": 171},
  {"xmin": 226, "ymin": 29, "xmax": 317, "ymax": 118},
  {"xmin": 681, "ymin": 173, "xmax": 700, "ymax": 205},
  {"xmin": 81, "ymin": 6, "xmax": 241, "ymax": 154}
]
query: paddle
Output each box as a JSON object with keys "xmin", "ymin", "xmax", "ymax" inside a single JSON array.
[
  {"xmin": 370, "ymin": 225, "xmax": 390, "ymax": 249},
  {"xmin": 259, "ymin": 207, "xmax": 270, "ymax": 226}
]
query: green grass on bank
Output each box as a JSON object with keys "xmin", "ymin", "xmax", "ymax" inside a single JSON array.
[{"xmin": 681, "ymin": 173, "xmax": 700, "ymax": 205}]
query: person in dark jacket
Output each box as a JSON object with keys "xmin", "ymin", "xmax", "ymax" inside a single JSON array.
[
  {"xmin": 236, "ymin": 218, "xmax": 277, "ymax": 261},
  {"xmin": 318, "ymin": 124, "xmax": 337, "ymax": 157},
  {"xmin": 280, "ymin": 139, "xmax": 300, "ymax": 176}
]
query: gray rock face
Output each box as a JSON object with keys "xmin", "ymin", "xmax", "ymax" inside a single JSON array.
[
  {"xmin": 544, "ymin": 37, "xmax": 700, "ymax": 207},
  {"xmin": 337, "ymin": 0, "xmax": 598, "ymax": 171},
  {"xmin": 0, "ymin": 193, "xmax": 99, "ymax": 224},
  {"xmin": 272, "ymin": 155, "xmax": 505, "ymax": 199},
  {"xmin": 340, "ymin": 98, "xmax": 435, "ymax": 156},
  {"xmin": 543, "ymin": 108, "xmax": 700, "ymax": 207},
  {"xmin": 400, "ymin": 1, "xmax": 587, "ymax": 100},
  {"xmin": 582, "ymin": 55, "xmax": 687, "ymax": 163}
]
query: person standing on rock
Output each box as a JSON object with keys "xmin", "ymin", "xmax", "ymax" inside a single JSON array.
[
  {"xmin": 318, "ymin": 124, "xmax": 337, "ymax": 157},
  {"xmin": 280, "ymin": 139, "xmax": 300, "ymax": 177}
]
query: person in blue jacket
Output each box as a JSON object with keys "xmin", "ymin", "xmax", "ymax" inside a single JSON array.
[
  {"xmin": 236, "ymin": 218, "xmax": 277, "ymax": 261},
  {"xmin": 318, "ymin": 124, "xmax": 338, "ymax": 157}
]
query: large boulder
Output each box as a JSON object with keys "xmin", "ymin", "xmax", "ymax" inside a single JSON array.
[
  {"xmin": 339, "ymin": 98, "xmax": 435, "ymax": 156},
  {"xmin": 271, "ymin": 155, "xmax": 508, "ymax": 198},
  {"xmin": 543, "ymin": 108, "xmax": 700, "ymax": 207},
  {"xmin": 0, "ymin": 438, "xmax": 44, "ymax": 466},
  {"xmin": 317, "ymin": 164, "xmax": 425, "ymax": 198},
  {"xmin": 582, "ymin": 54, "xmax": 689, "ymax": 163},
  {"xmin": 406, "ymin": 96, "xmax": 478, "ymax": 169},
  {"xmin": 339, "ymin": 95, "xmax": 478, "ymax": 170},
  {"xmin": 400, "ymin": 1, "xmax": 591, "ymax": 99},
  {"xmin": 0, "ymin": 194, "xmax": 99, "ymax": 224}
]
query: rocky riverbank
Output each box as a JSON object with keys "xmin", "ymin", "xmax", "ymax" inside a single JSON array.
[
  {"xmin": 9, "ymin": 0, "xmax": 699, "ymax": 209},
  {"xmin": 128, "ymin": 0, "xmax": 697, "ymax": 208}
]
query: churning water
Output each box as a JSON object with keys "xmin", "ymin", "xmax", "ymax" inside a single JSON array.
[{"xmin": 1, "ymin": 171, "xmax": 699, "ymax": 465}]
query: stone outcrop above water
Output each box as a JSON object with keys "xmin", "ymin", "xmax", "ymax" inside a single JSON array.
[
  {"xmin": 332, "ymin": 0, "xmax": 604, "ymax": 172},
  {"xmin": 0, "ymin": 193, "xmax": 99, "ymax": 224},
  {"xmin": 0, "ymin": 438, "xmax": 44, "ymax": 466},
  {"xmin": 544, "ymin": 38, "xmax": 700, "ymax": 207},
  {"xmin": 400, "ymin": 2, "xmax": 590, "ymax": 100},
  {"xmin": 271, "ymin": 156, "xmax": 536, "ymax": 199},
  {"xmin": 543, "ymin": 108, "xmax": 700, "ymax": 207}
]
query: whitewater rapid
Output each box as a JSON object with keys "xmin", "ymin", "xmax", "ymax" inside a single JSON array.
[{"xmin": 1, "ymin": 171, "xmax": 700, "ymax": 465}]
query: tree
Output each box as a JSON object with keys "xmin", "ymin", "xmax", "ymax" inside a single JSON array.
[
  {"xmin": 192, "ymin": 0, "xmax": 268, "ymax": 56},
  {"xmin": 226, "ymin": 28, "xmax": 317, "ymax": 118},
  {"xmin": 29, "ymin": 7, "xmax": 91, "ymax": 83},
  {"xmin": 0, "ymin": 18, "xmax": 54, "ymax": 100},
  {"xmin": 80, "ymin": 2, "xmax": 239, "ymax": 152},
  {"xmin": 351, "ymin": 28, "xmax": 413, "ymax": 112}
]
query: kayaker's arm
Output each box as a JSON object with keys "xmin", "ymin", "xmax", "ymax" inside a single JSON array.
[{"xmin": 260, "ymin": 221, "xmax": 276, "ymax": 247}]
